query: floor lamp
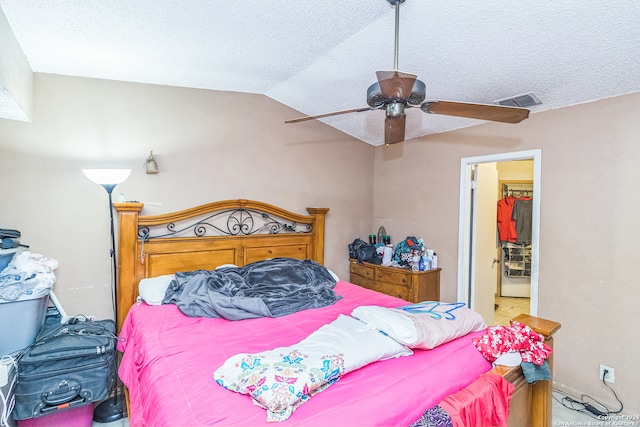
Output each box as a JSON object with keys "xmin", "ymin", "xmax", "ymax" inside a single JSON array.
[{"xmin": 82, "ymin": 168, "xmax": 131, "ymax": 424}]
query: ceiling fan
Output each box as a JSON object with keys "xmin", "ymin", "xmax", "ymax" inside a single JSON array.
[{"xmin": 285, "ymin": 0, "xmax": 530, "ymax": 146}]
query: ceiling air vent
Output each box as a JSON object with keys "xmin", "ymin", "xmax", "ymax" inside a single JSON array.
[{"xmin": 495, "ymin": 92, "xmax": 541, "ymax": 108}]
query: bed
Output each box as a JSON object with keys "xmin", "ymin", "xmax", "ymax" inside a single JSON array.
[{"xmin": 113, "ymin": 199, "xmax": 560, "ymax": 427}]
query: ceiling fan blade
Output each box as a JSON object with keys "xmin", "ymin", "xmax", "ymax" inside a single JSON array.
[
  {"xmin": 421, "ymin": 100, "xmax": 529, "ymax": 123},
  {"xmin": 376, "ymin": 70, "xmax": 417, "ymax": 99},
  {"xmin": 384, "ymin": 115, "xmax": 406, "ymax": 145},
  {"xmin": 285, "ymin": 107, "xmax": 373, "ymax": 124}
]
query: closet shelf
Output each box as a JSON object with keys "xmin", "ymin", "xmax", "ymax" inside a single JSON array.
[{"xmin": 503, "ymin": 243, "xmax": 531, "ymax": 278}]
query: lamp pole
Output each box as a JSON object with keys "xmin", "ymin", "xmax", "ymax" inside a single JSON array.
[
  {"xmin": 93, "ymin": 183, "xmax": 124, "ymax": 424},
  {"xmin": 82, "ymin": 169, "xmax": 130, "ymax": 425}
]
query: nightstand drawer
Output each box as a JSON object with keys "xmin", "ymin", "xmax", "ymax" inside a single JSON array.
[
  {"xmin": 376, "ymin": 269, "xmax": 410, "ymax": 287},
  {"xmin": 350, "ymin": 262, "xmax": 374, "ymax": 279},
  {"xmin": 349, "ymin": 274, "xmax": 376, "ymax": 290},
  {"xmin": 376, "ymin": 282, "xmax": 411, "ymax": 301}
]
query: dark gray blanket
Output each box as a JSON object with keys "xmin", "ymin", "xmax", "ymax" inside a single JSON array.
[{"xmin": 162, "ymin": 258, "xmax": 341, "ymax": 320}]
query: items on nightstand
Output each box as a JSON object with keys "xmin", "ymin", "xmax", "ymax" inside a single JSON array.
[
  {"xmin": 391, "ymin": 237, "xmax": 438, "ymax": 271},
  {"xmin": 382, "ymin": 246, "xmax": 393, "ymax": 264},
  {"xmin": 349, "ymin": 235, "xmax": 438, "ymax": 272},
  {"xmin": 348, "ymin": 238, "xmax": 381, "ymax": 265}
]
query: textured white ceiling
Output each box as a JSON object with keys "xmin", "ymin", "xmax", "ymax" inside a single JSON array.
[{"xmin": 1, "ymin": 0, "xmax": 639, "ymax": 146}]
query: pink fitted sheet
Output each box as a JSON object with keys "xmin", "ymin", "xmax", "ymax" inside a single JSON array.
[{"xmin": 118, "ymin": 281, "xmax": 492, "ymax": 427}]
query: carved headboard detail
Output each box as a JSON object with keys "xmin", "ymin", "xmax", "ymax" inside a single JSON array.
[{"xmin": 114, "ymin": 199, "xmax": 329, "ymax": 330}]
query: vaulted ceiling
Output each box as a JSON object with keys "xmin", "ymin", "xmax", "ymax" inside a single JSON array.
[{"xmin": 1, "ymin": 0, "xmax": 639, "ymax": 145}]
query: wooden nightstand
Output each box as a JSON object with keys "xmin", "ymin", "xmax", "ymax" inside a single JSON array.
[{"xmin": 348, "ymin": 259, "xmax": 440, "ymax": 303}]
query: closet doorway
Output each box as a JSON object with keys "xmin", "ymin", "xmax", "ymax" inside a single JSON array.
[{"xmin": 456, "ymin": 149, "xmax": 541, "ymax": 325}]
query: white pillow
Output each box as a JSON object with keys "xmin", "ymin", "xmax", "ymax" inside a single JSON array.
[
  {"xmin": 326, "ymin": 268, "xmax": 340, "ymax": 282},
  {"xmin": 324, "ymin": 314, "xmax": 413, "ymax": 365},
  {"xmin": 352, "ymin": 302, "xmax": 486, "ymax": 350},
  {"xmin": 138, "ymin": 274, "xmax": 175, "ymax": 305},
  {"xmin": 215, "ymin": 264, "xmax": 239, "ymax": 270},
  {"xmin": 351, "ymin": 305, "xmax": 417, "ymax": 345}
]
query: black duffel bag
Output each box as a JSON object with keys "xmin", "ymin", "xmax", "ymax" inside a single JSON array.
[
  {"xmin": 348, "ymin": 238, "xmax": 382, "ymax": 265},
  {"xmin": 13, "ymin": 318, "xmax": 117, "ymax": 420}
]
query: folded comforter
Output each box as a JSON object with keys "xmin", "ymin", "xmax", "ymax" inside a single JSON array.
[{"xmin": 214, "ymin": 314, "xmax": 412, "ymax": 422}]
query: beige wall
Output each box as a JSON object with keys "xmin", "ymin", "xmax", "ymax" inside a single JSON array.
[
  {"xmin": 1, "ymin": 72, "xmax": 638, "ymax": 415},
  {"xmin": 0, "ymin": 73, "xmax": 374, "ymax": 320},
  {"xmin": 374, "ymin": 92, "xmax": 640, "ymax": 414}
]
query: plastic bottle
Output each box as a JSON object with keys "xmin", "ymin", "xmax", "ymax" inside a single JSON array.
[
  {"xmin": 421, "ymin": 254, "xmax": 431, "ymax": 270},
  {"xmin": 412, "ymin": 252, "xmax": 420, "ymax": 272},
  {"xmin": 431, "ymin": 252, "xmax": 438, "ymax": 269}
]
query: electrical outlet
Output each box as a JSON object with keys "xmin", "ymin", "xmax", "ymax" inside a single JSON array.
[{"xmin": 599, "ymin": 364, "xmax": 615, "ymax": 383}]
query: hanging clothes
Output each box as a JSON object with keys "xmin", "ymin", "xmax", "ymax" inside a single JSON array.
[
  {"xmin": 512, "ymin": 197, "xmax": 533, "ymax": 245},
  {"xmin": 496, "ymin": 195, "xmax": 518, "ymax": 243}
]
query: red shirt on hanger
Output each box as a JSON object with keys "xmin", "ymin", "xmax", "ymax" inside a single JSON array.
[{"xmin": 497, "ymin": 196, "xmax": 518, "ymax": 242}]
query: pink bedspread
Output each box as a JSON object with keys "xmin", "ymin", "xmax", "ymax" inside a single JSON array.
[{"xmin": 118, "ymin": 281, "xmax": 491, "ymax": 427}]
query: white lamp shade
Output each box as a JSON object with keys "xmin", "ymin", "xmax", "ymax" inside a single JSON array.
[{"xmin": 83, "ymin": 169, "xmax": 131, "ymax": 185}]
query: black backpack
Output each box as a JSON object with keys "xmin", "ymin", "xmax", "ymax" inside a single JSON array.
[{"xmin": 348, "ymin": 238, "xmax": 382, "ymax": 264}]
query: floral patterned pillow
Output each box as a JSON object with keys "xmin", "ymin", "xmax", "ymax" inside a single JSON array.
[{"xmin": 213, "ymin": 315, "xmax": 411, "ymax": 421}]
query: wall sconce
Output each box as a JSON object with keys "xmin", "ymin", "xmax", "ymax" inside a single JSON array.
[{"xmin": 145, "ymin": 151, "xmax": 159, "ymax": 174}]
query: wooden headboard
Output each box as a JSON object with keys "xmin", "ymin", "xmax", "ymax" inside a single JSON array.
[{"xmin": 113, "ymin": 199, "xmax": 329, "ymax": 330}]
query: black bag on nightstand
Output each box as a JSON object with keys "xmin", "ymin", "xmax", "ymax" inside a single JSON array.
[{"xmin": 13, "ymin": 318, "xmax": 116, "ymax": 420}]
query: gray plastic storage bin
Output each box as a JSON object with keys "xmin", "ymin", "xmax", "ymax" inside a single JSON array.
[{"xmin": 0, "ymin": 295, "xmax": 49, "ymax": 357}]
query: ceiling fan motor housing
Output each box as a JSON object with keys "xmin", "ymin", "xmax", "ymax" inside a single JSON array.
[
  {"xmin": 386, "ymin": 102, "xmax": 405, "ymax": 117},
  {"xmin": 366, "ymin": 79, "xmax": 426, "ymax": 109}
]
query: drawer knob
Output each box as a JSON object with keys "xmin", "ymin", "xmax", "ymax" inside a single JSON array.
[{"xmin": 402, "ymin": 278, "xmax": 407, "ymax": 283}]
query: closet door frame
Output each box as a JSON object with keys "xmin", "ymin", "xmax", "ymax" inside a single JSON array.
[{"xmin": 457, "ymin": 149, "xmax": 541, "ymax": 317}]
